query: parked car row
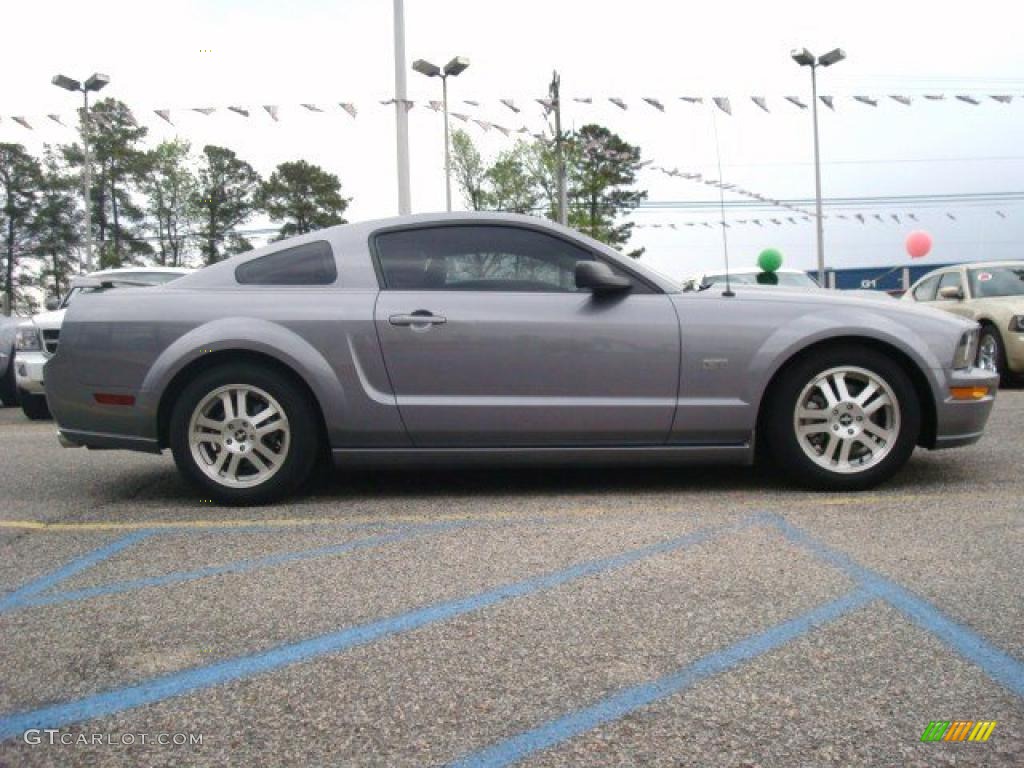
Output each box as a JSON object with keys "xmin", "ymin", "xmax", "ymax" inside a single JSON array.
[{"xmin": 40, "ymin": 213, "xmax": 997, "ymax": 505}]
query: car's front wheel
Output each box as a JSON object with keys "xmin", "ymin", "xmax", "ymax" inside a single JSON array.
[
  {"xmin": 976, "ymin": 325, "xmax": 1011, "ymax": 386},
  {"xmin": 765, "ymin": 346, "xmax": 920, "ymax": 491},
  {"xmin": 19, "ymin": 392, "xmax": 51, "ymax": 420},
  {"xmin": 169, "ymin": 364, "xmax": 320, "ymax": 505}
]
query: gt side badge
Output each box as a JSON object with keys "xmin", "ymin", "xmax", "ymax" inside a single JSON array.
[{"xmin": 702, "ymin": 358, "xmax": 729, "ymax": 370}]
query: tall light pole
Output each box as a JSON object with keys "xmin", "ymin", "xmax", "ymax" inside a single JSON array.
[
  {"xmin": 393, "ymin": 0, "xmax": 412, "ymax": 215},
  {"xmin": 52, "ymin": 72, "xmax": 109, "ymax": 272},
  {"xmin": 412, "ymin": 56, "xmax": 470, "ymax": 212},
  {"xmin": 791, "ymin": 47, "xmax": 845, "ymax": 287}
]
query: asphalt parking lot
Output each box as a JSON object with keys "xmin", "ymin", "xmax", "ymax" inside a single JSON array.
[{"xmin": 0, "ymin": 391, "xmax": 1022, "ymax": 767}]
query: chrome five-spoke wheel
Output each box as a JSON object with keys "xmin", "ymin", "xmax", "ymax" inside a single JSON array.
[
  {"xmin": 792, "ymin": 366, "xmax": 901, "ymax": 475},
  {"xmin": 188, "ymin": 384, "xmax": 290, "ymax": 488},
  {"xmin": 976, "ymin": 332, "xmax": 999, "ymax": 373}
]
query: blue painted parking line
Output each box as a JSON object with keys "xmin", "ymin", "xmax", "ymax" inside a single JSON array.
[
  {"xmin": 14, "ymin": 520, "xmax": 474, "ymax": 611},
  {"xmin": 448, "ymin": 590, "xmax": 872, "ymax": 768},
  {"xmin": 766, "ymin": 514, "xmax": 1024, "ymax": 698},
  {"xmin": 0, "ymin": 530, "xmax": 155, "ymax": 613},
  {"xmin": 0, "ymin": 519, "xmax": 747, "ymax": 741}
]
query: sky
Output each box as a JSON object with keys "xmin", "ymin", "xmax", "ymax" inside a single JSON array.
[{"xmin": 3, "ymin": 0, "xmax": 1024, "ymax": 282}]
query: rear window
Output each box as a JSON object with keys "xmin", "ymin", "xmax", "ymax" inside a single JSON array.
[{"xmin": 235, "ymin": 240, "xmax": 337, "ymax": 285}]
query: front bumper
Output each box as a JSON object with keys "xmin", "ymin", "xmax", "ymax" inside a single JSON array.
[
  {"xmin": 930, "ymin": 367, "xmax": 1000, "ymax": 449},
  {"xmin": 14, "ymin": 351, "xmax": 47, "ymax": 395}
]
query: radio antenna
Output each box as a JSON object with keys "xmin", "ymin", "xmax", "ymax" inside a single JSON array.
[{"xmin": 711, "ymin": 106, "xmax": 734, "ymax": 297}]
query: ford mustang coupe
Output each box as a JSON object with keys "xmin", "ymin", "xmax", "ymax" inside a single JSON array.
[{"xmin": 45, "ymin": 213, "xmax": 997, "ymax": 504}]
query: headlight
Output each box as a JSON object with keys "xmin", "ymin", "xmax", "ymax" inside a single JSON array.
[
  {"xmin": 953, "ymin": 328, "xmax": 978, "ymax": 370},
  {"xmin": 1010, "ymin": 315, "xmax": 1024, "ymax": 333},
  {"xmin": 15, "ymin": 326, "xmax": 41, "ymax": 352}
]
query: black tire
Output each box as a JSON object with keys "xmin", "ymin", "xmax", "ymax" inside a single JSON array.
[
  {"xmin": 976, "ymin": 324, "xmax": 1012, "ymax": 387},
  {"xmin": 0, "ymin": 360, "xmax": 18, "ymax": 406},
  {"xmin": 19, "ymin": 392, "xmax": 51, "ymax": 420},
  {"xmin": 169, "ymin": 363, "xmax": 321, "ymax": 505},
  {"xmin": 764, "ymin": 345, "xmax": 921, "ymax": 491}
]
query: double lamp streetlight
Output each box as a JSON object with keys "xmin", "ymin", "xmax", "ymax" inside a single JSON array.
[
  {"xmin": 412, "ymin": 56, "xmax": 470, "ymax": 212},
  {"xmin": 791, "ymin": 47, "xmax": 845, "ymax": 287},
  {"xmin": 51, "ymin": 72, "xmax": 110, "ymax": 272}
]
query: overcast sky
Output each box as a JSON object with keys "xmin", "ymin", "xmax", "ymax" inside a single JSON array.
[{"xmin": 3, "ymin": 0, "xmax": 1023, "ymax": 280}]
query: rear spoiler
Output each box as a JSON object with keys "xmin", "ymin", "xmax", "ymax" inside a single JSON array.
[{"xmin": 70, "ymin": 276, "xmax": 156, "ymax": 290}]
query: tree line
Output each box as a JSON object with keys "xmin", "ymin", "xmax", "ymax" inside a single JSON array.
[{"xmin": 1, "ymin": 98, "xmax": 350, "ymax": 313}]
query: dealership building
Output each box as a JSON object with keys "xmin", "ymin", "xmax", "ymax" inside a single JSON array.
[{"xmin": 823, "ymin": 263, "xmax": 953, "ymax": 292}]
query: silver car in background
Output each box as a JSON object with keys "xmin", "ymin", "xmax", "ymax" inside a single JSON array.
[{"xmin": 45, "ymin": 213, "xmax": 997, "ymax": 505}]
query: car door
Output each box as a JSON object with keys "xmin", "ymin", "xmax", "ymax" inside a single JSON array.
[{"xmin": 372, "ymin": 223, "xmax": 681, "ymax": 447}]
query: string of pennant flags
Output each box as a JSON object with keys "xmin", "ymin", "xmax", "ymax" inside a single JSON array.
[
  {"xmin": 629, "ymin": 208, "xmax": 1013, "ymax": 230},
  {"xmin": 4, "ymin": 90, "xmax": 1024, "ymax": 132}
]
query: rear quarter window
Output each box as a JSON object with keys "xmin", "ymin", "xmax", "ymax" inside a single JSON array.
[{"xmin": 235, "ymin": 240, "xmax": 337, "ymax": 285}]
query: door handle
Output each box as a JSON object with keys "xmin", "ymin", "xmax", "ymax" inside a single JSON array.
[{"xmin": 389, "ymin": 312, "xmax": 447, "ymax": 327}]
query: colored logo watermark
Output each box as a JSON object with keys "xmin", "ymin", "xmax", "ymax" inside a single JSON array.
[{"xmin": 921, "ymin": 720, "xmax": 996, "ymax": 742}]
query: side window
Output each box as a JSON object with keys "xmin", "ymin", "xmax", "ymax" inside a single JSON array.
[
  {"xmin": 235, "ymin": 240, "xmax": 337, "ymax": 285},
  {"xmin": 912, "ymin": 275, "xmax": 940, "ymax": 302},
  {"xmin": 936, "ymin": 271, "xmax": 962, "ymax": 298},
  {"xmin": 374, "ymin": 225, "xmax": 648, "ymax": 293}
]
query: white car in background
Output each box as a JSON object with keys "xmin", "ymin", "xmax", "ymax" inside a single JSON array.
[
  {"xmin": 14, "ymin": 267, "xmax": 190, "ymax": 420},
  {"xmin": 681, "ymin": 268, "xmax": 820, "ymax": 291}
]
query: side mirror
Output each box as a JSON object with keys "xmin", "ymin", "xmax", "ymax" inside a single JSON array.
[
  {"xmin": 575, "ymin": 261, "xmax": 632, "ymax": 295},
  {"xmin": 44, "ymin": 297, "xmax": 60, "ymax": 311},
  {"xmin": 938, "ymin": 285, "xmax": 963, "ymax": 301}
]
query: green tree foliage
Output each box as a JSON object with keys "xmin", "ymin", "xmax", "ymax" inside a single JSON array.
[
  {"xmin": 261, "ymin": 160, "xmax": 349, "ymax": 239},
  {"xmin": 142, "ymin": 139, "xmax": 196, "ymax": 267},
  {"xmin": 192, "ymin": 145, "xmax": 262, "ymax": 264},
  {"xmin": 450, "ymin": 125, "xmax": 646, "ymax": 255},
  {"xmin": 449, "ymin": 130, "xmax": 488, "ymax": 210},
  {"xmin": 0, "ymin": 143, "xmax": 41, "ymax": 314},
  {"xmin": 31, "ymin": 149, "xmax": 82, "ymax": 302}
]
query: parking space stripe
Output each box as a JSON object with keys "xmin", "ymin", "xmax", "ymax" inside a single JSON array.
[
  {"xmin": 13, "ymin": 520, "xmax": 474, "ymax": 611},
  {"xmin": 447, "ymin": 590, "xmax": 873, "ymax": 768},
  {"xmin": 0, "ymin": 530, "xmax": 154, "ymax": 613},
  {"xmin": 0, "ymin": 519, "xmax": 748, "ymax": 741},
  {"xmin": 766, "ymin": 514, "xmax": 1024, "ymax": 699}
]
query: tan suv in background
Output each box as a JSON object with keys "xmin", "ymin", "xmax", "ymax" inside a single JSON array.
[{"xmin": 903, "ymin": 260, "xmax": 1024, "ymax": 384}]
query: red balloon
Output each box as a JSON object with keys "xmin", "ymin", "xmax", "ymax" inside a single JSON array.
[{"xmin": 906, "ymin": 230, "xmax": 932, "ymax": 259}]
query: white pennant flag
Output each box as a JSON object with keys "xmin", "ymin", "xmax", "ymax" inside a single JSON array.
[
  {"xmin": 908, "ymin": 213, "xmax": 919, "ymax": 222},
  {"xmin": 923, "ymin": 94, "xmax": 945, "ymax": 100},
  {"xmin": 608, "ymin": 97, "xmax": 627, "ymax": 110},
  {"xmin": 642, "ymin": 97, "xmax": 664, "ymax": 112},
  {"xmin": 873, "ymin": 214, "xmax": 884, "ymax": 223},
  {"xmin": 492, "ymin": 124, "xmax": 510, "ymax": 137},
  {"xmin": 500, "ymin": 98, "xmax": 520, "ymax": 113},
  {"xmin": 679, "ymin": 96, "xmax": 703, "ymax": 103},
  {"xmin": 463, "ymin": 99, "xmax": 480, "ymax": 107},
  {"xmin": 787, "ymin": 217, "xmax": 797, "ymax": 224},
  {"xmin": 516, "ymin": 126, "xmax": 530, "ymax": 134},
  {"xmin": 991, "ymin": 95, "xmax": 1013, "ymax": 104},
  {"xmin": 853, "ymin": 96, "xmax": 878, "ymax": 107},
  {"xmin": 427, "ymin": 100, "xmax": 442, "ymax": 112},
  {"xmin": 536, "ymin": 97, "xmax": 554, "ymax": 111},
  {"xmin": 820, "ymin": 95, "xmax": 835, "ymax": 110},
  {"xmin": 155, "ymin": 109, "xmax": 173, "ymax": 125},
  {"xmin": 193, "ymin": 107, "xmax": 216, "ymax": 116},
  {"xmin": 572, "ymin": 96, "xmax": 593, "ymax": 104},
  {"xmin": 947, "ymin": 212, "xmax": 957, "ymax": 220},
  {"xmin": 751, "ymin": 96, "xmax": 769, "ymax": 112},
  {"xmin": 752, "ymin": 219, "xmax": 763, "ymax": 227},
  {"xmin": 451, "ymin": 112, "xmax": 470, "ymax": 122},
  {"xmin": 12, "ymin": 116, "xmax": 33, "ymax": 130},
  {"xmin": 48, "ymin": 114, "xmax": 66, "ymax": 126},
  {"xmin": 228, "ymin": 106, "xmax": 250, "ymax": 117},
  {"xmin": 263, "ymin": 105, "xmax": 279, "ymax": 121},
  {"xmin": 996, "ymin": 210, "xmax": 1007, "ymax": 218},
  {"xmin": 889, "ymin": 95, "xmax": 912, "ymax": 106},
  {"xmin": 785, "ymin": 96, "xmax": 808, "ymax": 109},
  {"xmin": 339, "ymin": 102, "xmax": 358, "ymax": 118},
  {"xmin": 712, "ymin": 97, "xmax": 732, "ymax": 115},
  {"xmin": 301, "ymin": 104, "xmax": 323, "ymax": 112},
  {"xmin": 473, "ymin": 119, "xmax": 491, "ymax": 132},
  {"xmin": 955, "ymin": 94, "xmax": 980, "ymax": 105},
  {"xmin": 855, "ymin": 214, "xmax": 865, "ymax": 224},
  {"xmin": 771, "ymin": 218, "xmax": 782, "ymax": 226},
  {"xmin": 891, "ymin": 213, "xmax": 901, "ymax": 223}
]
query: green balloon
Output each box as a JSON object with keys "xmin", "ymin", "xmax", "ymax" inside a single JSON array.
[{"xmin": 758, "ymin": 248, "xmax": 783, "ymax": 273}]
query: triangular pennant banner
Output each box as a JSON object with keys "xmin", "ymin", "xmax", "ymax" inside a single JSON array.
[
  {"xmin": 47, "ymin": 114, "xmax": 66, "ymax": 126},
  {"xmin": 155, "ymin": 109, "xmax": 173, "ymax": 125},
  {"xmin": 451, "ymin": 112, "xmax": 470, "ymax": 122},
  {"xmin": 12, "ymin": 117, "xmax": 32, "ymax": 130},
  {"xmin": 301, "ymin": 104, "xmax": 323, "ymax": 112},
  {"xmin": 263, "ymin": 105, "xmax": 279, "ymax": 121},
  {"xmin": 642, "ymin": 97, "xmax": 664, "ymax": 112},
  {"xmin": 193, "ymin": 107, "xmax": 216, "ymax": 115},
  {"xmin": 955, "ymin": 95, "xmax": 980, "ymax": 105},
  {"xmin": 923, "ymin": 94, "xmax": 945, "ymax": 100},
  {"xmin": 889, "ymin": 95, "xmax": 911, "ymax": 106},
  {"xmin": 820, "ymin": 95, "xmax": 835, "ymax": 110},
  {"xmin": 785, "ymin": 96, "xmax": 807, "ymax": 109},
  {"xmin": 680, "ymin": 96, "xmax": 703, "ymax": 103},
  {"xmin": 991, "ymin": 95, "xmax": 1013, "ymax": 104},
  {"xmin": 473, "ymin": 119, "xmax": 491, "ymax": 132},
  {"xmin": 339, "ymin": 103, "xmax": 357, "ymax": 118},
  {"xmin": 853, "ymin": 96, "xmax": 878, "ymax": 107},
  {"xmin": 427, "ymin": 100, "xmax": 442, "ymax": 112},
  {"xmin": 712, "ymin": 97, "xmax": 732, "ymax": 115},
  {"xmin": 463, "ymin": 99, "xmax": 479, "ymax": 107},
  {"xmin": 499, "ymin": 99, "xmax": 520, "ymax": 113},
  {"xmin": 536, "ymin": 97, "xmax": 554, "ymax": 111},
  {"xmin": 492, "ymin": 124, "xmax": 510, "ymax": 137},
  {"xmin": 751, "ymin": 96, "xmax": 769, "ymax": 112},
  {"xmin": 228, "ymin": 106, "xmax": 250, "ymax": 117},
  {"xmin": 608, "ymin": 97, "xmax": 627, "ymax": 110}
]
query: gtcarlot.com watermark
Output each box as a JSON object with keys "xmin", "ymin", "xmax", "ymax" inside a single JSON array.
[{"xmin": 23, "ymin": 729, "xmax": 203, "ymax": 747}]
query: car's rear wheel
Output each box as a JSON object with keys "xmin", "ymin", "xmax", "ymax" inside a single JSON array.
[
  {"xmin": 0, "ymin": 362, "xmax": 18, "ymax": 406},
  {"xmin": 976, "ymin": 325, "xmax": 1011, "ymax": 386},
  {"xmin": 169, "ymin": 364, "xmax": 320, "ymax": 505},
  {"xmin": 765, "ymin": 346, "xmax": 920, "ymax": 491},
  {"xmin": 19, "ymin": 391, "xmax": 51, "ymax": 420}
]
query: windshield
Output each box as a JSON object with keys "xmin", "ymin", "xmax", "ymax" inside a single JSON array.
[
  {"xmin": 704, "ymin": 271, "xmax": 819, "ymax": 288},
  {"xmin": 968, "ymin": 266, "xmax": 1024, "ymax": 298}
]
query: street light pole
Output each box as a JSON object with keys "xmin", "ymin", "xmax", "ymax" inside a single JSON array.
[
  {"xmin": 393, "ymin": 0, "xmax": 412, "ymax": 215},
  {"xmin": 413, "ymin": 56, "xmax": 469, "ymax": 212},
  {"xmin": 52, "ymin": 72, "xmax": 109, "ymax": 273},
  {"xmin": 791, "ymin": 47, "xmax": 845, "ymax": 287}
]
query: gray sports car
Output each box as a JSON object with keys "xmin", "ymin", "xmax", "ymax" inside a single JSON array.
[{"xmin": 45, "ymin": 213, "xmax": 997, "ymax": 504}]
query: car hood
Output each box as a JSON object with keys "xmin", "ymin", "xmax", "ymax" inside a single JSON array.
[{"xmin": 30, "ymin": 309, "xmax": 66, "ymax": 331}]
